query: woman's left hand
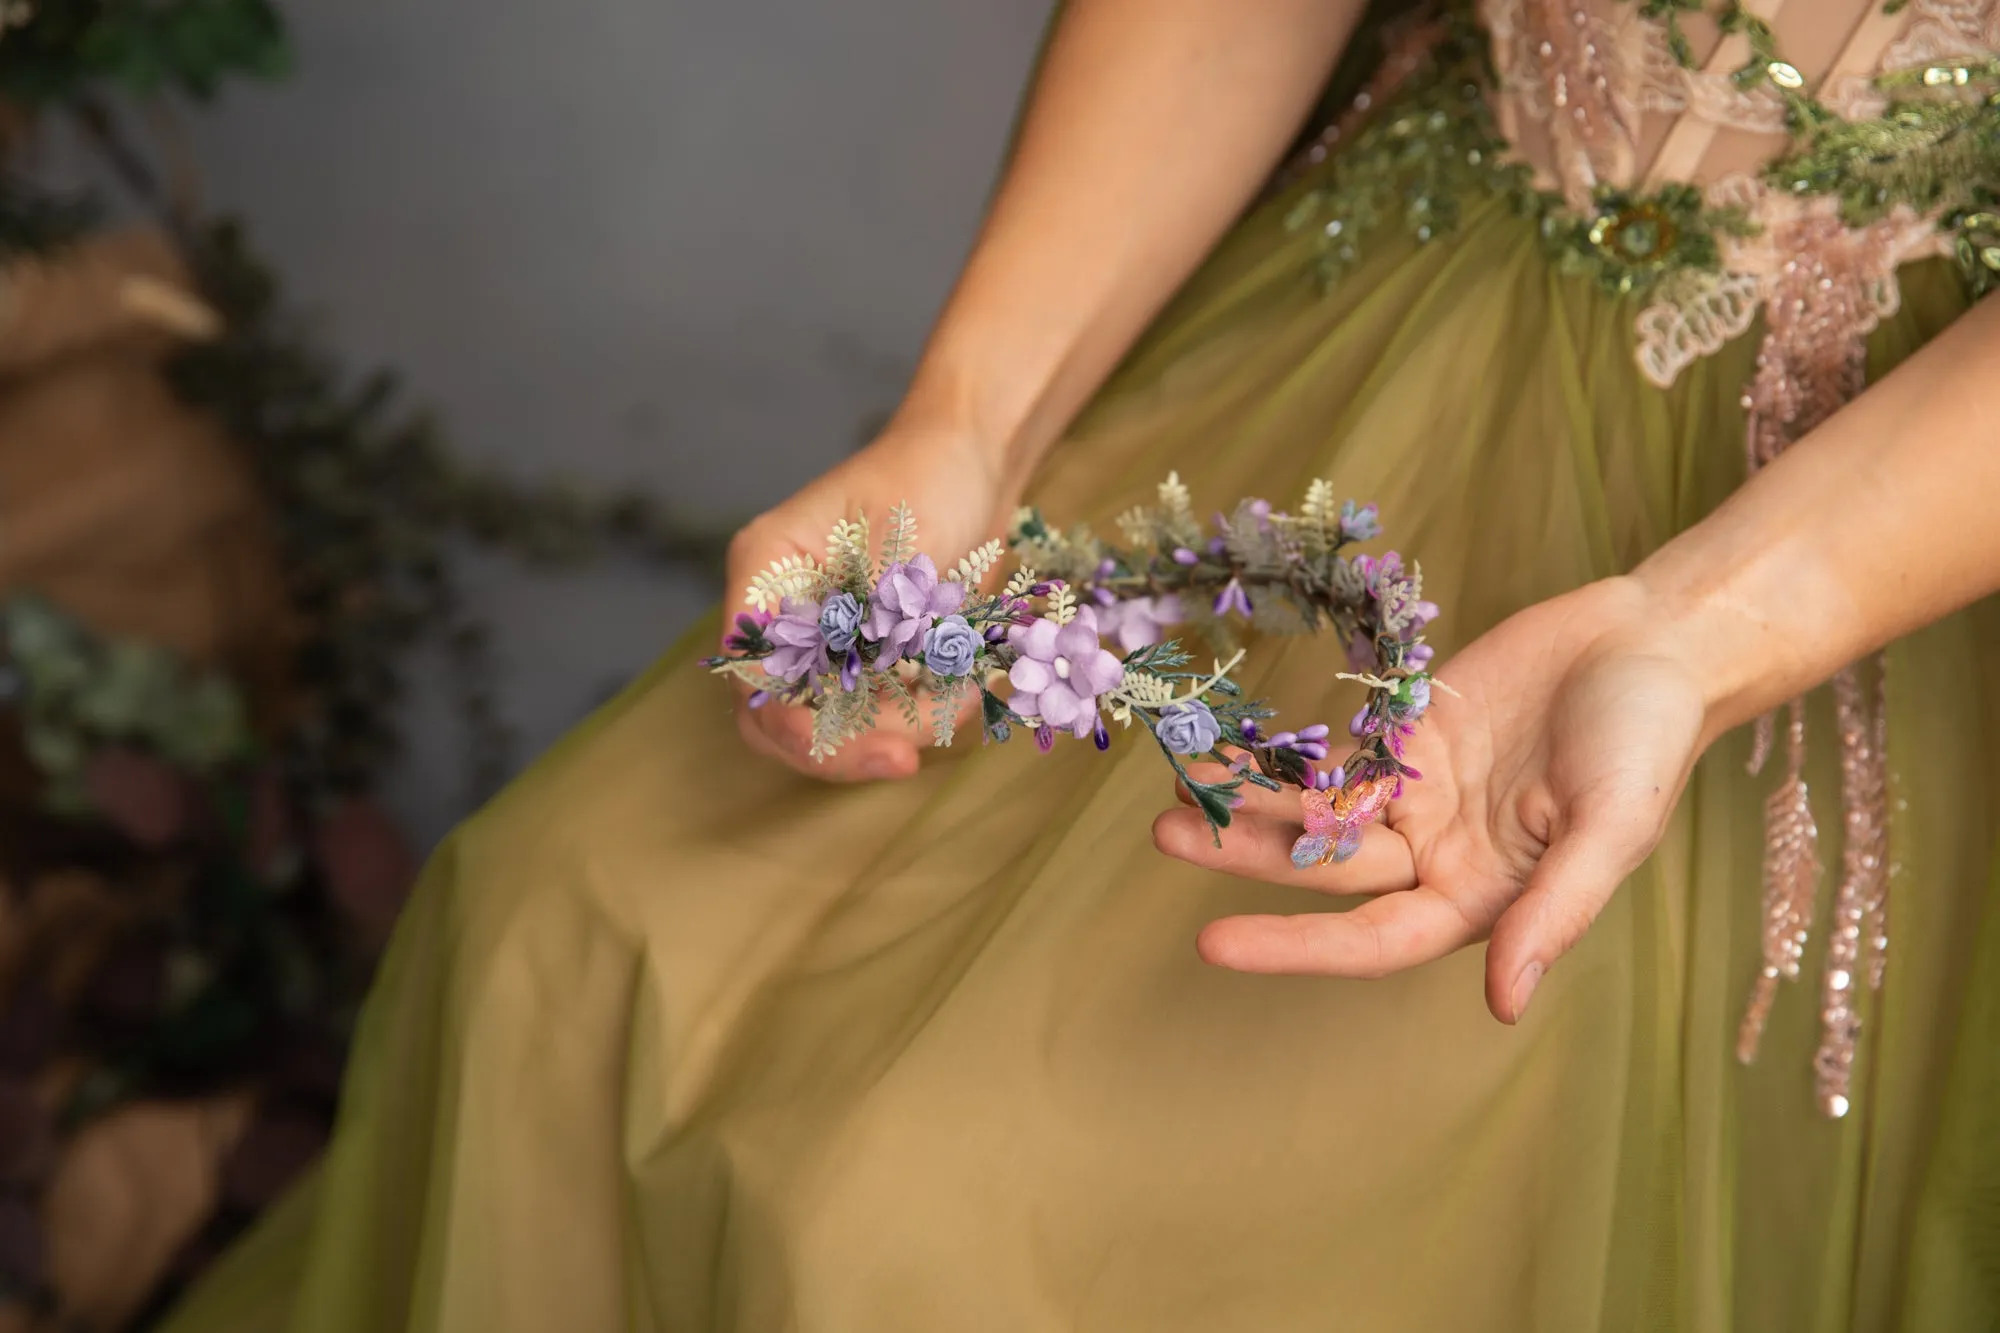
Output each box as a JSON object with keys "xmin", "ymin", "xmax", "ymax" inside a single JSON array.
[{"xmin": 1151, "ymin": 576, "xmax": 1713, "ymax": 1023}]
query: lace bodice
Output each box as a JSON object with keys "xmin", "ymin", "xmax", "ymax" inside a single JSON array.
[
  {"xmin": 1485, "ymin": 0, "xmax": 2000, "ymax": 205},
  {"xmin": 1475, "ymin": 0, "xmax": 2000, "ymax": 390}
]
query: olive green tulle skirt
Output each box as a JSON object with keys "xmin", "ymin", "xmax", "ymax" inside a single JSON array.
[{"xmin": 162, "ymin": 177, "xmax": 2000, "ymax": 1332}]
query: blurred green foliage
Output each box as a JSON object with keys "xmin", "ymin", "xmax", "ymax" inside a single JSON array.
[{"xmin": 0, "ymin": 0, "xmax": 288, "ymax": 105}]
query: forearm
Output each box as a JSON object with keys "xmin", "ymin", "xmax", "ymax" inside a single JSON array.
[
  {"xmin": 1635, "ymin": 294, "xmax": 2000, "ymax": 740},
  {"xmin": 893, "ymin": 0, "xmax": 1365, "ymax": 492}
]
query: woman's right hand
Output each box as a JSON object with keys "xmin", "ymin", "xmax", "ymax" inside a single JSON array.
[{"xmin": 722, "ymin": 424, "xmax": 1020, "ymax": 782}]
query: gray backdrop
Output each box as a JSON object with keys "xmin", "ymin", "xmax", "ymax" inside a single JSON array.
[{"xmin": 183, "ymin": 0, "xmax": 1053, "ymax": 846}]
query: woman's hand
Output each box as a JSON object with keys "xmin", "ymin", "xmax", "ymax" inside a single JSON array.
[
  {"xmin": 1152, "ymin": 577, "xmax": 1712, "ymax": 1023},
  {"xmin": 722, "ymin": 424, "xmax": 1017, "ymax": 782}
]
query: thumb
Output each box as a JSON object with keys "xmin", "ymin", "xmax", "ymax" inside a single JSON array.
[{"xmin": 1484, "ymin": 800, "xmax": 1660, "ymax": 1025}]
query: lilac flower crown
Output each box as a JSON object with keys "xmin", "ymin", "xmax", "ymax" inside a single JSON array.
[{"xmin": 705, "ymin": 474, "xmax": 1440, "ymax": 862}]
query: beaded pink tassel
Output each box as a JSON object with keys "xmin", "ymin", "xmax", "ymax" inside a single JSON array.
[{"xmin": 1732, "ymin": 214, "xmax": 1900, "ymax": 1117}]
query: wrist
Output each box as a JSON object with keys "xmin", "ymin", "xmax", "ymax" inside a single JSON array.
[
  {"xmin": 1625, "ymin": 531, "xmax": 1859, "ymax": 747},
  {"xmin": 889, "ymin": 360, "xmax": 1051, "ymax": 501}
]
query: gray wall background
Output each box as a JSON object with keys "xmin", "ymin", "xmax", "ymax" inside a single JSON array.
[{"xmin": 180, "ymin": 0, "xmax": 1053, "ymax": 846}]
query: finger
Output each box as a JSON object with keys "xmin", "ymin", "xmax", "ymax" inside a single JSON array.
[
  {"xmin": 1151, "ymin": 807, "xmax": 1416, "ymax": 896},
  {"xmin": 1171, "ymin": 762, "xmax": 1302, "ymax": 821},
  {"xmin": 1196, "ymin": 887, "xmax": 1481, "ymax": 978},
  {"xmin": 735, "ymin": 688, "xmax": 921, "ymax": 782},
  {"xmin": 1482, "ymin": 803, "xmax": 1660, "ymax": 1024}
]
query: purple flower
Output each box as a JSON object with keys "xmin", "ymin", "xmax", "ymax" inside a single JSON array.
[
  {"xmin": 863, "ymin": 555, "xmax": 967, "ymax": 668},
  {"xmin": 747, "ymin": 689, "xmax": 772, "ymax": 709},
  {"xmin": 1097, "ymin": 595, "xmax": 1183, "ymax": 654},
  {"xmin": 1007, "ymin": 606, "xmax": 1125, "ymax": 738},
  {"xmin": 924, "ymin": 614, "xmax": 982, "ymax": 678},
  {"xmin": 839, "ymin": 647, "xmax": 862, "ymax": 692},
  {"xmin": 725, "ymin": 610, "xmax": 772, "ymax": 653},
  {"xmin": 1156, "ymin": 700, "xmax": 1222, "ymax": 755},
  {"xmin": 1339, "ymin": 500, "xmax": 1381, "ymax": 542},
  {"xmin": 1407, "ymin": 643, "xmax": 1436, "ymax": 668},
  {"xmin": 1390, "ymin": 676, "xmax": 1432, "ymax": 722},
  {"xmin": 1213, "ymin": 578, "xmax": 1252, "ymax": 618},
  {"xmin": 1172, "ymin": 547, "xmax": 1200, "ymax": 567},
  {"xmin": 1092, "ymin": 716, "xmax": 1111, "ymax": 751},
  {"xmin": 818, "ymin": 592, "xmax": 865, "ymax": 653},
  {"xmin": 762, "ymin": 599, "xmax": 831, "ymax": 682}
]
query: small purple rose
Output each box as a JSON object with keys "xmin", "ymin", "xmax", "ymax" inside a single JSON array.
[
  {"xmin": 1156, "ymin": 699, "xmax": 1222, "ymax": 756},
  {"xmin": 818, "ymin": 592, "xmax": 865, "ymax": 654},
  {"xmin": 924, "ymin": 614, "xmax": 982, "ymax": 678}
]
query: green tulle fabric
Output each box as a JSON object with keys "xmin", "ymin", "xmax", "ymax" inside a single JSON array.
[{"xmin": 162, "ymin": 68, "xmax": 2000, "ymax": 1333}]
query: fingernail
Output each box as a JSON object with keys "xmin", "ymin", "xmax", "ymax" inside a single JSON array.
[{"xmin": 1509, "ymin": 962, "xmax": 1545, "ymax": 1022}]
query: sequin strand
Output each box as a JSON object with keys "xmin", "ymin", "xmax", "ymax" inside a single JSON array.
[{"xmin": 1732, "ymin": 214, "xmax": 1901, "ymax": 1117}]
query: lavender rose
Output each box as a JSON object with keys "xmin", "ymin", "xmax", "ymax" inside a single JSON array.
[
  {"xmin": 818, "ymin": 591, "xmax": 864, "ymax": 653},
  {"xmin": 923, "ymin": 614, "xmax": 982, "ymax": 678},
  {"xmin": 1155, "ymin": 699, "xmax": 1222, "ymax": 755}
]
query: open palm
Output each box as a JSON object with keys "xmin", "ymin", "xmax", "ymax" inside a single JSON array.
[{"xmin": 1152, "ymin": 576, "xmax": 1712, "ymax": 1022}]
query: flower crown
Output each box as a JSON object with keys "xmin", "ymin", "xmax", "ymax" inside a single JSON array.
[{"xmin": 705, "ymin": 473, "xmax": 1440, "ymax": 866}]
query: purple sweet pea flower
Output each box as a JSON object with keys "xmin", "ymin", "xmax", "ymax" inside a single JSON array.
[
  {"xmin": 1097, "ymin": 595, "xmax": 1183, "ymax": 654},
  {"xmin": 863, "ymin": 555, "xmax": 966, "ymax": 668},
  {"xmin": 1007, "ymin": 605, "xmax": 1125, "ymax": 739},
  {"xmin": 1213, "ymin": 578, "xmax": 1252, "ymax": 618},
  {"xmin": 762, "ymin": 599, "xmax": 831, "ymax": 682}
]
